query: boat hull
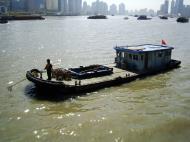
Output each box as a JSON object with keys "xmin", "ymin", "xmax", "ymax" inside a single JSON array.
[
  {"xmin": 26, "ymin": 60, "xmax": 181, "ymax": 94},
  {"xmin": 26, "ymin": 70, "xmax": 138, "ymax": 94}
]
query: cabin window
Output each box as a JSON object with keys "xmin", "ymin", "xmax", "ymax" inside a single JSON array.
[
  {"xmin": 158, "ymin": 52, "xmax": 163, "ymax": 58},
  {"xmin": 165, "ymin": 51, "xmax": 171, "ymax": 56},
  {"xmin": 119, "ymin": 52, "xmax": 121, "ymax": 57},
  {"xmin": 124, "ymin": 53, "xmax": 128, "ymax": 58},
  {"xmin": 136, "ymin": 55, "xmax": 138, "ymax": 60},
  {"xmin": 141, "ymin": 55, "xmax": 144, "ymax": 61},
  {"xmin": 122, "ymin": 52, "xmax": 124, "ymax": 58},
  {"xmin": 116, "ymin": 52, "xmax": 119, "ymax": 57},
  {"xmin": 168, "ymin": 51, "xmax": 171, "ymax": 56},
  {"xmin": 133, "ymin": 55, "xmax": 138, "ymax": 60},
  {"xmin": 129, "ymin": 54, "xmax": 132, "ymax": 59}
]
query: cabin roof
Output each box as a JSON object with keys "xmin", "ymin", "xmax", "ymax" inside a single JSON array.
[{"xmin": 115, "ymin": 44, "xmax": 174, "ymax": 53}]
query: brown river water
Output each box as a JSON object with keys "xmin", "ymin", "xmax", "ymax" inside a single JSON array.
[{"xmin": 0, "ymin": 16, "xmax": 190, "ymax": 142}]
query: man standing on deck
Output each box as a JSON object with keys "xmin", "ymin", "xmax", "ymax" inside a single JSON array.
[{"xmin": 45, "ymin": 59, "xmax": 53, "ymax": 80}]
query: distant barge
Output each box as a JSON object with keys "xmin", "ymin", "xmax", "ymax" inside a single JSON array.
[
  {"xmin": 159, "ymin": 16, "xmax": 168, "ymax": 20},
  {"xmin": 177, "ymin": 17, "xmax": 189, "ymax": 23},
  {"xmin": 1, "ymin": 15, "xmax": 45, "ymax": 21},
  {"xmin": 26, "ymin": 44, "xmax": 181, "ymax": 94},
  {"xmin": 0, "ymin": 17, "xmax": 8, "ymax": 24},
  {"xmin": 137, "ymin": 15, "xmax": 152, "ymax": 20},
  {"xmin": 87, "ymin": 15, "xmax": 107, "ymax": 19}
]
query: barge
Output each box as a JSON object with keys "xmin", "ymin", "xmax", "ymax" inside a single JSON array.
[
  {"xmin": 177, "ymin": 17, "xmax": 189, "ymax": 23},
  {"xmin": 26, "ymin": 44, "xmax": 181, "ymax": 94},
  {"xmin": 87, "ymin": 15, "xmax": 107, "ymax": 19},
  {"xmin": 0, "ymin": 17, "xmax": 8, "ymax": 24},
  {"xmin": 1, "ymin": 15, "xmax": 45, "ymax": 21},
  {"xmin": 159, "ymin": 16, "xmax": 168, "ymax": 20},
  {"xmin": 137, "ymin": 15, "xmax": 152, "ymax": 20}
]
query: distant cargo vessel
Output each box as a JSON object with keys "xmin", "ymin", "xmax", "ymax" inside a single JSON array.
[
  {"xmin": 26, "ymin": 44, "xmax": 181, "ymax": 94},
  {"xmin": 159, "ymin": 16, "xmax": 168, "ymax": 20},
  {"xmin": 0, "ymin": 17, "xmax": 8, "ymax": 24},
  {"xmin": 87, "ymin": 15, "xmax": 107, "ymax": 19},
  {"xmin": 177, "ymin": 17, "xmax": 189, "ymax": 23},
  {"xmin": 0, "ymin": 15, "xmax": 45, "ymax": 21},
  {"xmin": 137, "ymin": 15, "xmax": 152, "ymax": 20}
]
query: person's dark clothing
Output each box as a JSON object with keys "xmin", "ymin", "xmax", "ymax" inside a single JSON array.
[{"xmin": 45, "ymin": 64, "xmax": 52, "ymax": 80}]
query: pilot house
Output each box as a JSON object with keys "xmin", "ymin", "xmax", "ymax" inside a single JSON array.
[{"xmin": 115, "ymin": 44, "xmax": 174, "ymax": 72}]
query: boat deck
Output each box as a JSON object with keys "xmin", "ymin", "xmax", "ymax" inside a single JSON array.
[{"xmin": 41, "ymin": 64, "xmax": 138, "ymax": 86}]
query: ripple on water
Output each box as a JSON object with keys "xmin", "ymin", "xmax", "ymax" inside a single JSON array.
[
  {"xmin": 16, "ymin": 117, "xmax": 21, "ymax": 120},
  {"xmin": 2, "ymin": 50, "xmax": 6, "ymax": 53},
  {"xmin": 24, "ymin": 109, "xmax": 30, "ymax": 113},
  {"xmin": 59, "ymin": 128, "xmax": 77, "ymax": 136},
  {"xmin": 8, "ymin": 81, "xmax": 13, "ymax": 85},
  {"xmin": 35, "ymin": 105, "xmax": 46, "ymax": 110},
  {"xmin": 33, "ymin": 129, "xmax": 49, "ymax": 139}
]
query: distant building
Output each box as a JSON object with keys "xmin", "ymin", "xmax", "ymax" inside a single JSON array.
[
  {"xmin": 10, "ymin": 0, "xmax": 27, "ymax": 11},
  {"xmin": 148, "ymin": 9, "xmax": 156, "ymax": 16},
  {"xmin": 173, "ymin": 0, "xmax": 184, "ymax": 15},
  {"xmin": 68, "ymin": 0, "xmax": 82, "ymax": 15},
  {"xmin": 63, "ymin": 0, "xmax": 68, "ymax": 14},
  {"xmin": 76, "ymin": 0, "xmax": 82, "ymax": 15},
  {"xmin": 0, "ymin": 0, "xmax": 10, "ymax": 11},
  {"xmin": 119, "ymin": 3, "xmax": 125, "ymax": 15},
  {"xmin": 0, "ymin": 0, "xmax": 6, "ymax": 6},
  {"xmin": 158, "ymin": 0, "xmax": 169, "ymax": 15},
  {"xmin": 109, "ymin": 4, "xmax": 117, "ymax": 15},
  {"xmin": 0, "ymin": 0, "xmax": 7, "ymax": 14},
  {"xmin": 27, "ymin": 0, "xmax": 45, "ymax": 12},
  {"xmin": 58, "ymin": 0, "xmax": 67, "ymax": 14},
  {"xmin": 91, "ymin": 0, "xmax": 108, "ymax": 15},
  {"xmin": 82, "ymin": 1, "xmax": 88, "ymax": 15},
  {"xmin": 46, "ymin": 0, "xmax": 58, "ymax": 11},
  {"xmin": 176, "ymin": 0, "xmax": 184, "ymax": 14},
  {"xmin": 139, "ymin": 8, "xmax": 148, "ymax": 15},
  {"xmin": 181, "ymin": 5, "xmax": 190, "ymax": 17},
  {"xmin": 164, "ymin": 0, "xmax": 169, "ymax": 14},
  {"xmin": 98, "ymin": 1, "xmax": 108, "ymax": 15},
  {"xmin": 82, "ymin": 1, "xmax": 92, "ymax": 15},
  {"xmin": 171, "ymin": 0, "xmax": 175, "ymax": 15},
  {"xmin": 91, "ymin": 1, "xmax": 97, "ymax": 15},
  {"xmin": 0, "ymin": 5, "xmax": 7, "ymax": 14},
  {"xmin": 68, "ymin": 0, "xmax": 73, "ymax": 15},
  {"xmin": 128, "ymin": 8, "xmax": 155, "ymax": 16}
]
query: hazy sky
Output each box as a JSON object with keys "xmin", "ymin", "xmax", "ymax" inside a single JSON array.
[{"xmin": 85, "ymin": 0, "xmax": 190, "ymax": 10}]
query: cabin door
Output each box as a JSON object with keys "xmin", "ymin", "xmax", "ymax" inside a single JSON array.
[{"xmin": 144, "ymin": 53, "xmax": 148, "ymax": 69}]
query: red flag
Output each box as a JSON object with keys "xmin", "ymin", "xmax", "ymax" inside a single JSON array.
[{"xmin": 161, "ymin": 40, "xmax": 167, "ymax": 45}]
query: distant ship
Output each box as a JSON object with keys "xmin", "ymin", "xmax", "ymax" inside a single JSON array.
[
  {"xmin": 0, "ymin": 17, "xmax": 8, "ymax": 24},
  {"xmin": 177, "ymin": 17, "xmax": 189, "ymax": 23},
  {"xmin": 124, "ymin": 17, "xmax": 129, "ymax": 20},
  {"xmin": 87, "ymin": 15, "xmax": 107, "ymax": 19},
  {"xmin": 159, "ymin": 16, "xmax": 168, "ymax": 20},
  {"xmin": 0, "ymin": 15, "xmax": 45, "ymax": 21},
  {"xmin": 137, "ymin": 15, "xmax": 152, "ymax": 20}
]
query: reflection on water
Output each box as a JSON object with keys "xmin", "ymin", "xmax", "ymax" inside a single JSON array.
[{"xmin": 0, "ymin": 16, "xmax": 190, "ymax": 141}]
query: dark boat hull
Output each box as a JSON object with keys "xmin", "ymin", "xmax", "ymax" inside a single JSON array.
[
  {"xmin": 26, "ymin": 70, "xmax": 137, "ymax": 94},
  {"xmin": 177, "ymin": 17, "xmax": 189, "ymax": 23},
  {"xmin": 26, "ymin": 60, "xmax": 181, "ymax": 94},
  {"xmin": 159, "ymin": 16, "xmax": 168, "ymax": 20},
  {"xmin": 87, "ymin": 15, "xmax": 107, "ymax": 19}
]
